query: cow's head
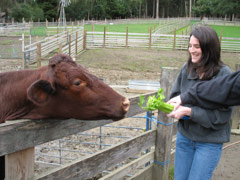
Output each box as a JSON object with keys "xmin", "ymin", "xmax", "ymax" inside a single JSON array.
[{"xmin": 27, "ymin": 54, "xmax": 130, "ymax": 120}]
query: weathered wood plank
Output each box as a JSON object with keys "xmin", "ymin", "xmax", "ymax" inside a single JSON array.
[
  {"xmin": 0, "ymin": 93, "xmax": 156, "ymax": 156},
  {"xmin": 0, "ymin": 118, "xmax": 107, "ymax": 156},
  {"xmin": 35, "ymin": 130, "xmax": 156, "ymax": 180},
  {"xmin": 100, "ymin": 152, "xmax": 154, "ymax": 180},
  {"xmin": 5, "ymin": 147, "xmax": 34, "ymax": 180},
  {"xmin": 130, "ymin": 164, "xmax": 153, "ymax": 180}
]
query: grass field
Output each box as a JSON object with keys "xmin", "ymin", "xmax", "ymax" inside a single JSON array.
[
  {"xmin": 84, "ymin": 22, "xmax": 240, "ymax": 38},
  {"xmin": 21, "ymin": 20, "xmax": 239, "ymax": 39},
  {"xmin": 30, "ymin": 26, "xmax": 47, "ymax": 36},
  {"xmin": 209, "ymin": 25, "xmax": 240, "ymax": 38}
]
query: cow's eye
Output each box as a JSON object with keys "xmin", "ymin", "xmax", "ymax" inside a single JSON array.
[{"xmin": 74, "ymin": 81, "xmax": 81, "ymax": 86}]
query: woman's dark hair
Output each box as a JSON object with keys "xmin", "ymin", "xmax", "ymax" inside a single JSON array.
[{"xmin": 187, "ymin": 26, "xmax": 223, "ymax": 80}]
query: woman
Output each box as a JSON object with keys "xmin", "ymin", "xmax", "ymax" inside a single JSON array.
[{"xmin": 168, "ymin": 26, "xmax": 233, "ymax": 180}]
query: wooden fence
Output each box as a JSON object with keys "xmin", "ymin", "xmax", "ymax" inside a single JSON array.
[
  {"xmin": 23, "ymin": 28, "xmax": 84, "ymax": 68},
  {"xmin": 0, "ymin": 67, "xmax": 178, "ymax": 180},
  {"xmin": 86, "ymin": 29, "xmax": 240, "ymax": 53},
  {"xmin": 0, "ymin": 23, "xmax": 30, "ymax": 36},
  {"xmin": 203, "ymin": 18, "xmax": 240, "ymax": 26},
  {"xmin": 152, "ymin": 18, "xmax": 190, "ymax": 34}
]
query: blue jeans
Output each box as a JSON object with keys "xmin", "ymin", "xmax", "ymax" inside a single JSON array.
[{"xmin": 174, "ymin": 132, "xmax": 223, "ymax": 180}]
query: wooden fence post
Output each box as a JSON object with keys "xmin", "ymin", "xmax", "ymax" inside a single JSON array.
[
  {"xmin": 5, "ymin": 147, "xmax": 35, "ymax": 180},
  {"xmin": 21, "ymin": 33, "xmax": 25, "ymax": 69},
  {"xmin": 59, "ymin": 43, "xmax": 62, "ymax": 53},
  {"xmin": 69, "ymin": 35, "xmax": 72, "ymax": 56},
  {"xmin": 219, "ymin": 29, "xmax": 223, "ymax": 46},
  {"xmin": 92, "ymin": 23, "xmax": 94, "ymax": 32},
  {"xmin": 152, "ymin": 67, "xmax": 179, "ymax": 180},
  {"xmin": 231, "ymin": 64, "xmax": 240, "ymax": 129},
  {"xmin": 46, "ymin": 19, "xmax": 48, "ymax": 36},
  {"xmin": 75, "ymin": 31, "xmax": 78, "ymax": 56},
  {"xmin": 173, "ymin": 28, "xmax": 176, "ymax": 50},
  {"xmin": 103, "ymin": 26, "xmax": 106, "ymax": 48},
  {"xmin": 149, "ymin": 27, "xmax": 152, "ymax": 48},
  {"xmin": 37, "ymin": 43, "xmax": 41, "ymax": 67},
  {"xmin": 83, "ymin": 30, "xmax": 87, "ymax": 50},
  {"xmin": 126, "ymin": 26, "xmax": 128, "ymax": 48}
]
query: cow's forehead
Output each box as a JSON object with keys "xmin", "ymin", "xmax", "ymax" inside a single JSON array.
[{"xmin": 52, "ymin": 61, "xmax": 97, "ymax": 83}]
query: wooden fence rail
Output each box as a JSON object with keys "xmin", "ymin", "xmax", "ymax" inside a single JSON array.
[{"xmin": 86, "ymin": 31, "xmax": 240, "ymax": 53}]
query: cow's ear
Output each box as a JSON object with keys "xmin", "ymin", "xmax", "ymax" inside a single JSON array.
[{"xmin": 27, "ymin": 80, "xmax": 55, "ymax": 105}]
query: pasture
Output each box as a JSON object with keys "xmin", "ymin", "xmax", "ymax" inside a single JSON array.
[{"xmin": 209, "ymin": 25, "xmax": 240, "ymax": 38}]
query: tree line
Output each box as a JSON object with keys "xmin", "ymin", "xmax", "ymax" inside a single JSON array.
[{"xmin": 0, "ymin": 0, "xmax": 239, "ymax": 22}]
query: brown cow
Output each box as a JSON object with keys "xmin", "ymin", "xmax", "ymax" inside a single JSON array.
[{"xmin": 0, "ymin": 53, "xmax": 130, "ymax": 123}]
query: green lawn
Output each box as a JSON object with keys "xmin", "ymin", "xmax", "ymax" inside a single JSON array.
[
  {"xmin": 30, "ymin": 26, "xmax": 47, "ymax": 36},
  {"xmin": 175, "ymin": 24, "xmax": 240, "ymax": 38},
  {"xmin": 209, "ymin": 25, "xmax": 240, "ymax": 38}
]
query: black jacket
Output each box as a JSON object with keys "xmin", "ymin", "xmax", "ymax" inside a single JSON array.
[
  {"xmin": 181, "ymin": 71, "xmax": 240, "ymax": 109},
  {"xmin": 170, "ymin": 63, "xmax": 233, "ymax": 143}
]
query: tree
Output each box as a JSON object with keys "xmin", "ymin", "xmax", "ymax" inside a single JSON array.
[
  {"xmin": 193, "ymin": 0, "xmax": 240, "ymax": 19},
  {"xmin": 156, "ymin": 0, "xmax": 159, "ymax": 19},
  {"xmin": 3, "ymin": 0, "xmax": 240, "ymax": 22},
  {"xmin": 189, "ymin": 0, "xmax": 192, "ymax": 18},
  {"xmin": 37, "ymin": 0, "xmax": 58, "ymax": 20},
  {"xmin": 192, "ymin": 0, "xmax": 214, "ymax": 18},
  {"xmin": 0, "ymin": 0, "xmax": 15, "ymax": 22},
  {"xmin": 212, "ymin": 0, "xmax": 240, "ymax": 20},
  {"xmin": 11, "ymin": 2, "xmax": 44, "ymax": 21}
]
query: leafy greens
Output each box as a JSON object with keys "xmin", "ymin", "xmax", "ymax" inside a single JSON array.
[{"xmin": 138, "ymin": 88, "xmax": 174, "ymax": 113}]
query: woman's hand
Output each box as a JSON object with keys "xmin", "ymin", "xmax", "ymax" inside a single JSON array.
[
  {"xmin": 167, "ymin": 106, "xmax": 192, "ymax": 120},
  {"xmin": 167, "ymin": 95, "xmax": 182, "ymax": 110}
]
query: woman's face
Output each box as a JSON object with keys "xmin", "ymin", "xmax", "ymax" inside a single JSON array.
[{"xmin": 188, "ymin": 35, "xmax": 202, "ymax": 64}]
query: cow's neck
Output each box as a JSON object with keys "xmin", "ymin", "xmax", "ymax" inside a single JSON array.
[{"xmin": 0, "ymin": 67, "xmax": 48, "ymax": 123}]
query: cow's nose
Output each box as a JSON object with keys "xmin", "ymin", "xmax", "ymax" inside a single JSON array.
[{"xmin": 122, "ymin": 98, "xmax": 130, "ymax": 112}]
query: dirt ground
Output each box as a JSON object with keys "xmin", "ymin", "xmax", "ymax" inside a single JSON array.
[
  {"xmin": 1, "ymin": 48, "xmax": 240, "ymax": 179},
  {"xmin": 212, "ymin": 135, "xmax": 240, "ymax": 180}
]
